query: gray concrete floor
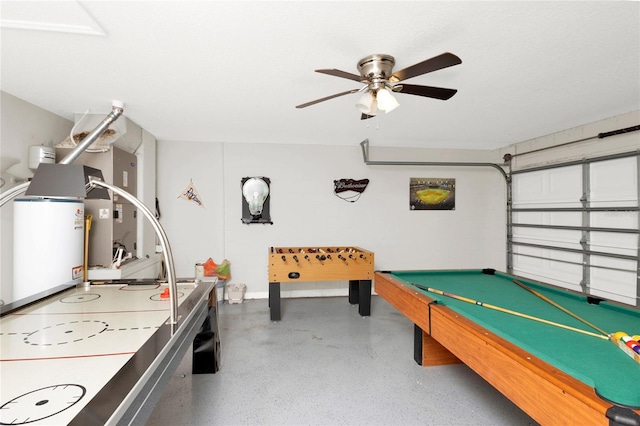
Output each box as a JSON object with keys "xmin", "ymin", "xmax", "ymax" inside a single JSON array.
[{"xmin": 146, "ymin": 296, "xmax": 537, "ymax": 425}]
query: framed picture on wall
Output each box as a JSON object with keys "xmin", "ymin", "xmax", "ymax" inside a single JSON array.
[{"xmin": 410, "ymin": 178, "xmax": 455, "ymax": 210}]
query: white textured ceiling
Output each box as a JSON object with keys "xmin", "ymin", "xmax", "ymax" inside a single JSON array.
[{"xmin": 1, "ymin": 1, "xmax": 639, "ymax": 150}]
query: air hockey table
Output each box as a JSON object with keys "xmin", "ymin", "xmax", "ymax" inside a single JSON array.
[{"xmin": 0, "ymin": 278, "xmax": 217, "ymax": 425}]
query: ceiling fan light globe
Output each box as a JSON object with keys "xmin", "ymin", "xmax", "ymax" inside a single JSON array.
[
  {"xmin": 376, "ymin": 87, "xmax": 400, "ymax": 112},
  {"xmin": 355, "ymin": 91, "xmax": 375, "ymax": 114},
  {"xmin": 369, "ymin": 99, "xmax": 378, "ymax": 116}
]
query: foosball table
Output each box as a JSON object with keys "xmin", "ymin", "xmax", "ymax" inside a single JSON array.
[{"xmin": 268, "ymin": 246, "xmax": 374, "ymax": 321}]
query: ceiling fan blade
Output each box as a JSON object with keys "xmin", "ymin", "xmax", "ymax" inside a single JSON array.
[
  {"xmin": 389, "ymin": 52, "xmax": 461, "ymax": 83},
  {"xmin": 315, "ymin": 69, "xmax": 364, "ymax": 82},
  {"xmin": 395, "ymin": 84, "xmax": 458, "ymax": 100},
  {"xmin": 296, "ymin": 89, "xmax": 360, "ymax": 108}
]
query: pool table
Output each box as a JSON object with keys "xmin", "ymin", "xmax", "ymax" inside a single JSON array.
[{"xmin": 375, "ymin": 269, "xmax": 640, "ymax": 426}]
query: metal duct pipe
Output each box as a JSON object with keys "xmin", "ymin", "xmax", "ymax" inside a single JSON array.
[
  {"xmin": 0, "ymin": 102, "xmax": 125, "ymax": 207},
  {"xmin": 59, "ymin": 101, "xmax": 124, "ymax": 165}
]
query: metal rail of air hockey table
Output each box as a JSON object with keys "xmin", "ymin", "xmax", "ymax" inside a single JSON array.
[{"xmin": 0, "ymin": 278, "xmax": 217, "ymax": 425}]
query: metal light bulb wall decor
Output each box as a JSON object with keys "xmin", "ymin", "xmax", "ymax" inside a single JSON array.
[{"xmin": 241, "ymin": 177, "xmax": 272, "ymax": 224}]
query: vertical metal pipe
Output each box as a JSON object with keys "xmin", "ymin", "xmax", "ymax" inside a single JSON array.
[{"xmin": 83, "ymin": 215, "xmax": 92, "ymax": 283}]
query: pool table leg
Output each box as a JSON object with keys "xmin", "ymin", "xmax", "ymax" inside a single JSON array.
[
  {"xmin": 269, "ymin": 282, "xmax": 281, "ymax": 321},
  {"xmin": 414, "ymin": 324, "xmax": 462, "ymax": 366},
  {"xmin": 348, "ymin": 279, "xmax": 371, "ymax": 317}
]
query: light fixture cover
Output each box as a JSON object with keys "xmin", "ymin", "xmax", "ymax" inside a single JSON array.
[
  {"xmin": 355, "ymin": 91, "xmax": 377, "ymax": 115},
  {"xmin": 368, "ymin": 98, "xmax": 378, "ymax": 116},
  {"xmin": 376, "ymin": 87, "xmax": 400, "ymax": 112}
]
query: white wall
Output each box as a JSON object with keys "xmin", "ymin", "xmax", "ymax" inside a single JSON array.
[
  {"xmin": 157, "ymin": 110, "xmax": 639, "ymax": 302},
  {"xmin": 0, "ymin": 91, "xmax": 74, "ymax": 305},
  {"xmin": 156, "ymin": 141, "xmax": 226, "ymax": 278},
  {"xmin": 157, "ymin": 141, "xmax": 508, "ymax": 299}
]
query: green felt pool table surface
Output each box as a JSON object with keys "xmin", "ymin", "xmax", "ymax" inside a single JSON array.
[{"xmin": 387, "ymin": 269, "xmax": 640, "ymax": 408}]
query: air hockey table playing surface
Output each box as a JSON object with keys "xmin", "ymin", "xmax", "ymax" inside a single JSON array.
[{"xmin": 0, "ymin": 279, "xmax": 214, "ymax": 425}]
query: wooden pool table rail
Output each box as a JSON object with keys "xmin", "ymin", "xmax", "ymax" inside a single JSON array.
[{"xmin": 375, "ymin": 271, "xmax": 640, "ymax": 426}]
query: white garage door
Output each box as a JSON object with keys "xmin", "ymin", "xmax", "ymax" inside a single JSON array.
[{"xmin": 511, "ymin": 155, "xmax": 639, "ymax": 306}]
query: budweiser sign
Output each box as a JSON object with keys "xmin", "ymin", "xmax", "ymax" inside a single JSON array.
[{"xmin": 334, "ymin": 178, "xmax": 370, "ymax": 193}]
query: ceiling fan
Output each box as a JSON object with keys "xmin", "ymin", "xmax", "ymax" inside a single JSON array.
[{"xmin": 296, "ymin": 52, "xmax": 461, "ymax": 120}]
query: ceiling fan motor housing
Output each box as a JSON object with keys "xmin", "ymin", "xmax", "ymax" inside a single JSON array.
[{"xmin": 357, "ymin": 54, "xmax": 395, "ymax": 81}]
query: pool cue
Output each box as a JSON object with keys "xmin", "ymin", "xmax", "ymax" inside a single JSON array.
[
  {"xmin": 413, "ymin": 284, "xmax": 609, "ymax": 340},
  {"xmin": 512, "ymin": 279, "xmax": 609, "ymax": 337}
]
